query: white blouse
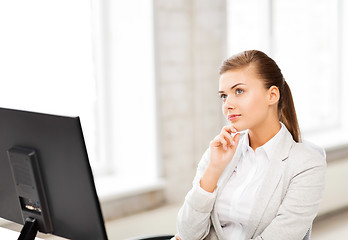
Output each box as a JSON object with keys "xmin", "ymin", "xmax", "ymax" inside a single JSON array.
[{"xmin": 214, "ymin": 123, "xmax": 285, "ymax": 239}]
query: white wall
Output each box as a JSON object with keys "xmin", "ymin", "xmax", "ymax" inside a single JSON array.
[{"xmin": 154, "ymin": 0, "xmax": 226, "ymax": 203}]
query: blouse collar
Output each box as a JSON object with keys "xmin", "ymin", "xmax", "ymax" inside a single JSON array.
[{"xmin": 241, "ymin": 122, "xmax": 286, "ymax": 160}]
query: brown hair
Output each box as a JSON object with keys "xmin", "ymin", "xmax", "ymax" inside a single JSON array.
[{"xmin": 219, "ymin": 50, "xmax": 301, "ymax": 142}]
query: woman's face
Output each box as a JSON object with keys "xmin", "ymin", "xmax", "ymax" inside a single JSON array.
[{"xmin": 219, "ymin": 66, "xmax": 272, "ymax": 132}]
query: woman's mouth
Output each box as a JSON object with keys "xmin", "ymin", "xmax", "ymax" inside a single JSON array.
[{"xmin": 227, "ymin": 114, "xmax": 241, "ymax": 121}]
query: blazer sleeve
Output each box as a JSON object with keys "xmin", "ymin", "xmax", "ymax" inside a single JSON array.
[
  {"xmin": 253, "ymin": 147, "xmax": 327, "ymax": 240},
  {"xmin": 176, "ymin": 148, "xmax": 218, "ymax": 240}
]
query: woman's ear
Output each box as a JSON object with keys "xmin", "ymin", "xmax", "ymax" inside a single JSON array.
[{"xmin": 268, "ymin": 86, "xmax": 280, "ymax": 105}]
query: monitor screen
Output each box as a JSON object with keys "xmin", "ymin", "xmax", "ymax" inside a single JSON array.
[{"xmin": 0, "ymin": 107, "xmax": 108, "ymax": 240}]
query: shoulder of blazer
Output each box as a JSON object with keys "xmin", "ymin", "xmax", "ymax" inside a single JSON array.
[
  {"xmin": 288, "ymin": 142, "xmax": 326, "ymax": 164},
  {"xmin": 283, "ymin": 141, "xmax": 327, "ymax": 179}
]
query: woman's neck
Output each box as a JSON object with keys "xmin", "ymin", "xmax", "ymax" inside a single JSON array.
[{"xmin": 248, "ymin": 120, "xmax": 281, "ymax": 151}]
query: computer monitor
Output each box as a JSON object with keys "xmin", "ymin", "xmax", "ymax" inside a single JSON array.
[{"xmin": 0, "ymin": 107, "xmax": 108, "ymax": 240}]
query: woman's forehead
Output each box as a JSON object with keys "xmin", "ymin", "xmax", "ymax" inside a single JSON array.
[{"xmin": 219, "ymin": 68, "xmax": 261, "ymax": 88}]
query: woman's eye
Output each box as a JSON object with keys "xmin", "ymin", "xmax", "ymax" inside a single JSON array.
[
  {"xmin": 220, "ymin": 94, "xmax": 227, "ymax": 100},
  {"xmin": 236, "ymin": 89, "xmax": 244, "ymax": 95}
]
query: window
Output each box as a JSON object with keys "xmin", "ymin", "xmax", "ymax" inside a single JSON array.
[
  {"xmin": 92, "ymin": 0, "xmax": 157, "ymax": 183},
  {"xmin": 0, "ymin": 0, "xmax": 158, "ymax": 188},
  {"xmin": 0, "ymin": 0, "xmax": 97, "ymax": 162},
  {"xmin": 227, "ymin": 0, "xmax": 348, "ymax": 149}
]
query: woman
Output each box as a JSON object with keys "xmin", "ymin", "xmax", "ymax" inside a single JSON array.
[{"xmin": 175, "ymin": 50, "xmax": 326, "ymax": 240}]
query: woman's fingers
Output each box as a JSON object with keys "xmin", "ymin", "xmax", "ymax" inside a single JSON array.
[
  {"xmin": 210, "ymin": 125, "xmax": 240, "ymax": 150},
  {"xmin": 233, "ymin": 132, "xmax": 241, "ymax": 147},
  {"xmin": 220, "ymin": 130, "xmax": 234, "ymax": 148},
  {"xmin": 210, "ymin": 135, "xmax": 228, "ymax": 150},
  {"xmin": 221, "ymin": 125, "xmax": 239, "ymax": 148},
  {"xmin": 222, "ymin": 125, "xmax": 238, "ymax": 134}
]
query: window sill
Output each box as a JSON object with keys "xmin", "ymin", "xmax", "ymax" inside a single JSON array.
[
  {"xmin": 325, "ymin": 143, "xmax": 348, "ymax": 163},
  {"xmin": 0, "ymin": 219, "xmax": 11, "ymax": 227},
  {"xmin": 95, "ymin": 175, "xmax": 165, "ymax": 201},
  {"xmin": 95, "ymin": 175, "xmax": 167, "ymax": 220},
  {"xmin": 302, "ymin": 125, "xmax": 348, "ymax": 163}
]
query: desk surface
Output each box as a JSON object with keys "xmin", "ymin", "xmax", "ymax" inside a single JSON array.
[{"xmin": 0, "ymin": 227, "xmax": 44, "ymax": 239}]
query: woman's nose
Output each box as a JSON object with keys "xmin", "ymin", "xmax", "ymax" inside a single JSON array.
[{"xmin": 224, "ymin": 95, "xmax": 235, "ymax": 109}]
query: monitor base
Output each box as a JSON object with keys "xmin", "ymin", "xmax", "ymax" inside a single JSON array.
[{"xmin": 18, "ymin": 217, "xmax": 38, "ymax": 240}]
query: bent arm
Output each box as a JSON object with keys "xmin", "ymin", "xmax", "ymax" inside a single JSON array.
[
  {"xmin": 176, "ymin": 149, "xmax": 218, "ymax": 240},
  {"xmin": 177, "ymin": 186, "xmax": 217, "ymax": 240}
]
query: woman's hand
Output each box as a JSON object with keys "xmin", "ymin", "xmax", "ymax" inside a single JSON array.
[
  {"xmin": 209, "ymin": 125, "xmax": 240, "ymax": 173},
  {"xmin": 200, "ymin": 125, "xmax": 240, "ymax": 192}
]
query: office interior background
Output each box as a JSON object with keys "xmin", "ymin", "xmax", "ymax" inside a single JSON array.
[{"xmin": 1, "ymin": 0, "xmax": 348, "ymax": 239}]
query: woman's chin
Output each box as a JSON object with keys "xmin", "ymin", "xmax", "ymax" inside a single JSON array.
[{"xmin": 231, "ymin": 122, "xmax": 248, "ymax": 132}]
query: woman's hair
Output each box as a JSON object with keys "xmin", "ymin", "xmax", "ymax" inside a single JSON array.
[{"xmin": 219, "ymin": 50, "xmax": 301, "ymax": 142}]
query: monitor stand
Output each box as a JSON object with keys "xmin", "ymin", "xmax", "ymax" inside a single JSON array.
[{"xmin": 18, "ymin": 217, "xmax": 38, "ymax": 240}]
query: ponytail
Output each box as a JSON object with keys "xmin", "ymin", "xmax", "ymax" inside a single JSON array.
[
  {"xmin": 220, "ymin": 50, "xmax": 301, "ymax": 142},
  {"xmin": 279, "ymin": 80, "xmax": 301, "ymax": 142}
]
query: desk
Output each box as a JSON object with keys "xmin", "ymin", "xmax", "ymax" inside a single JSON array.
[{"xmin": 0, "ymin": 226, "xmax": 44, "ymax": 239}]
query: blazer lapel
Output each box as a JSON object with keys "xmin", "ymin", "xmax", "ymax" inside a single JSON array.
[{"xmin": 245, "ymin": 129, "xmax": 294, "ymax": 239}]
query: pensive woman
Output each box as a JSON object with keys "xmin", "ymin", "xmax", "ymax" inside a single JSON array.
[{"xmin": 174, "ymin": 50, "xmax": 326, "ymax": 240}]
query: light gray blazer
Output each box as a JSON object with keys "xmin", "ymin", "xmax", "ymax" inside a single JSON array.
[{"xmin": 176, "ymin": 127, "xmax": 326, "ymax": 240}]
